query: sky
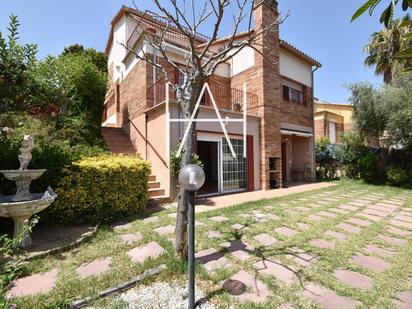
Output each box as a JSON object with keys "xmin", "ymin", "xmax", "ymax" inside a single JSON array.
[{"xmin": 0, "ymin": 0, "xmax": 404, "ymax": 103}]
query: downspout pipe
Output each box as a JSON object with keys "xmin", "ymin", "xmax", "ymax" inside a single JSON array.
[{"xmin": 311, "ymin": 66, "xmax": 320, "ymax": 181}]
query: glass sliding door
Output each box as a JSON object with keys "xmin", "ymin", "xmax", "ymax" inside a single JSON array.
[{"xmin": 221, "ymin": 138, "xmax": 247, "ymax": 192}]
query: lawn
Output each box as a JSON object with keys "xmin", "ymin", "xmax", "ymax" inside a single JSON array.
[{"xmin": 9, "ymin": 180, "xmax": 412, "ymax": 308}]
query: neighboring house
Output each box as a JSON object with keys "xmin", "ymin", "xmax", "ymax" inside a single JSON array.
[
  {"xmin": 102, "ymin": 1, "xmax": 321, "ymax": 200},
  {"xmin": 314, "ymin": 101, "xmax": 354, "ymax": 143}
]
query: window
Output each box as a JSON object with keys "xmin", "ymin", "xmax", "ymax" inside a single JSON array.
[
  {"xmin": 222, "ymin": 138, "xmax": 247, "ymax": 192},
  {"xmin": 328, "ymin": 121, "xmax": 336, "ymax": 143},
  {"xmin": 283, "ymin": 85, "xmax": 303, "ymax": 105}
]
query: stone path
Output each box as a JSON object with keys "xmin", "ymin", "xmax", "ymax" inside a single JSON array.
[
  {"xmin": 6, "ymin": 269, "xmax": 58, "ymax": 299},
  {"xmin": 128, "ymin": 241, "xmax": 165, "ymax": 263},
  {"xmin": 76, "ymin": 257, "xmax": 112, "ymax": 279}
]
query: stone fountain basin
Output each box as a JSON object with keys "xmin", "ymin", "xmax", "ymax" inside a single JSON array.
[
  {"xmin": 0, "ymin": 192, "xmax": 56, "ymax": 219},
  {"xmin": 0, "ymin": 169, "xmax": 46, "ymax": 182}
]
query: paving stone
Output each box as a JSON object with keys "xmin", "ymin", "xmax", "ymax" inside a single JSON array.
[
  {"xmin": 154, "ymin": 225, "xmax": 175, "ymax": 235},
  {"xmin": 351, "ymin": 253, "xmax": 391, "ymax": 273},
  {"xmin": 297, "ymin": 222, "xmax": 310, "ymax": 230},
  {"xmin": 196, "ymin": 248, "xmax": 230, "ymax": 271},
  {"xmin": 287, "ymin": 249, "xmax": 318, "ymax": 267},
  {"xmin": 119, "ymin": 232, "xmax": 143, "ymax": 245},
  {"xmin": 378, "ymin": 234, "xmax": 407, "ymax": 246},
  {"xmin": 209, "ymin": 216, "xmax": 229, "ymax": 222},
  {"xmin": 317, "ymin": 211, "xmax": 337, "ymax": 218},
  {"xmin": 334, "ymin": 269, "xmax": 373, "ymax": 290},
  {"xmin": 143, "ymin": 216, "xmax": 159, "ymax": 223},
  {"xmin": 337, "ymin": 223, "xmax": 361, "ymax": 234},
  {"xmin": 326, "ymin": 230, "xmax": 347, "ymax": 241},
  {"xmin": 263, "ymin": 205, "xmax": 274, "ymax": 210},
  {"xmin": 76, "ymin": 257, "xmax": 112, "ymax": 279},
  {"xmin": 267, "ymin": 214, "xmax": 280, "ymax": 220},
  {"xmin": 227, "ymin": 240, "xmax": 254, "ymax": 261},
  {"xmin": 339, "ymin": 205, "xmax": 358, "ymax": 211},
  {"xmin": 195, "ymin": 220, "xmax": 205, "ymax": 226},
  {"xmin": 390, "ymin": 220, "xmax": 412, "ymax": 230},
  {"xmin": 112, "ymin": 221, "xmax": 132, "ymax": 230},
  {"xmin": 301, "ymin": 283, "xmax": 360, "ymax": 309},
  {"xmin": 348, "ymin": 218, "xmax": 372, "ymax": 227},
  {"xmin": 278, "ymin": 303, "xmax": 295, "ymax": 309},
  {"xmin": 207, "ymin": 230, "xmax": 223, "ymax": 238},
  {"xmin": 394, "ymin": 215, "xmax": 412, "ymax": 224},
  {"xmin": 254, "ymin": 260, "xmax": 298, "ymax": 285},
  {"xmin": 296, "ymin": 206, "xmax": 311, "ymax": 212},
  {"xmin": 167, "ymin": 213, "xmax": 177, "ymax": 218},
  {"xmin": 6, "ymin": 269, "xmax": 58, "ymax": 299},
  {"xmin": 310, "ymin": 239, "xmax": 335, "ymax": 249},
  {"xmin": 128, "ymin": 241, "xmax": 165, "ymax": 263},
  {"xmin": 364, "ymin": 209, "xmax": 390, "ymax": 217},
  {"xmin": 387, "ymin": 226, "xmax": 412, "ymax": 237},
  {"xmin": 285, "ymin": 209, "xmax": 299, "ymax": 215},
  {"xmin": 275, "ymin": 227, "xmax": 298, "ymax": 237},
  {"xmin": 232, "ymin": 223, "xmax": 245, "ymax": 230},
  {"xmin": 229, "ymin": 270, "xmax": 269, "ymax": 304},
  {"xmin": 239, "ymin": 214, "xmax": 251, "ymax": 218},
  {"xmin": 254, "ymin": 233, "xmax": 279, "ymax": 247},
  {"xmin": 359, "ymin": 213, "xmax": 381, "ymax": 222},
  {"xmin": 328, "ymin": 208, "xmax": 349, "ymax": 215},
  {"xmin": 365, "ymin": 244, "xmax": 396, "ymax": 257},
  {"xmin": 308, "ymin": 214, "xmax": 323, "ymax": 222},
  {"xmin": 394, "ymin": 291, "xmax": 412, "ymax": 309},
  {"xmin": 349, "ymin": 201, "xmax": 369, "ymax": 207}
]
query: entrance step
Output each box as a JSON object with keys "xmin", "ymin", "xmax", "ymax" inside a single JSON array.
[
  {"xmin": 149, "ymin": 188, "xmax": 166, "ymax": 198},
  {"xmin": 101, "ymin": 127, "xmax": 137, "ymax": 155}
]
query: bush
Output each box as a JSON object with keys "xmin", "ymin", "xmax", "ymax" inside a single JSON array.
[
  {"xmin": 315, "ymin": 137, "xmax": 345, "ymax": 179},
  {"xmin": 387, "ymin": 167, "xmax": 409, "ymax": 186},
  {"xmin": 45, "ymin": 155, "xmax": 151, "ymax": 224},
  {"xmin": 357, "ymin": 153, "xmax": 380, "ymax": 183},
  {"xmin": 340, "ymin": 132, "xmax": 369, "ymax": 178}
]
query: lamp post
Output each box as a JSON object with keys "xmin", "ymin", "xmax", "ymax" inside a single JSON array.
[{"xmin": 178, "ymin": 164, "xmax": 205, "ymax": 309}]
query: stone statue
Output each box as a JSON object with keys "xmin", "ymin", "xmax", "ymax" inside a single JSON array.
[{"xmin": 18, "ymin": 135, "xmax": 34, "ymax": 170}]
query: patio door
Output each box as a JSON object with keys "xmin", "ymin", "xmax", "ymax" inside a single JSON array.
[{"xmin": 221, "ymin": 138, "xmax": 247, "ymax": 193}]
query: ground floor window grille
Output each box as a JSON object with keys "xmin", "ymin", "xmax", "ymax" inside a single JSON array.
[{"xmin": 222, "ymin": 138, "xmax": 247, "ymax": 192}]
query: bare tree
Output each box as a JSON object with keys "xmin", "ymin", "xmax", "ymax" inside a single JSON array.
[{"xmin": 122, "ymin": 0, "xmax": 288, "ymax": 259}]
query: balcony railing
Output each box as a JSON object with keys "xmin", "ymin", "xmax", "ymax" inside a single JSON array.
[{"xmin": 147, "ymin": 78, "xmax": 259, "ymax": 115}]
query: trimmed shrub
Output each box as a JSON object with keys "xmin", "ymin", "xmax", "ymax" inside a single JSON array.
[
  {"xmin": 387, "ymin": 167, "xmax": 409, "ymax": 186},
  {"xmin": 44, "ymin": 155, "xmax": 151, "ymax": 224},
  {"xmin": 357, "ymin": 153, "xmax": 380, "ymax": 183}
]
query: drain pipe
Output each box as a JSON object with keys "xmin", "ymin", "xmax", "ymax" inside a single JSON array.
[{"xmin": 311, "ymin": 66, "xmax": 320, "ymax": 181}]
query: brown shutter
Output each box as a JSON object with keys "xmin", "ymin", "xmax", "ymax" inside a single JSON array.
[
  {"xmin": 247, "ymin": 135, "xmax": 254, "ymax": 191},
  {"xmin": 174, "ymin": 67, "xmax": 180, "ymax": 84}
]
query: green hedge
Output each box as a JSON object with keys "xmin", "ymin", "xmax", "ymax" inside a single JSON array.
[{"xmin": 44, "ymin": 155, "xmax": 151, "ymax": 224}]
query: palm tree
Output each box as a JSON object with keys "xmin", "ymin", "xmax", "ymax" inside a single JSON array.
[{"xmin": 364, "ymin": 14, "xmax": 412, "ymax": 84}]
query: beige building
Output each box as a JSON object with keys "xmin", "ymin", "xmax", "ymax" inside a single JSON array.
[
  {"xmin": 102, "ymin": 1, "xmax": 321, "ymax": 200},
  {"xmin": 314, "ymin": 101, "xmax": 354, "ymax": 143}
]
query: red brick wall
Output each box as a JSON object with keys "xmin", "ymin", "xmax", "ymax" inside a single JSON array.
[{"xmin": 315, "ymin": 119, "xmax": 326, "ymax": 140}]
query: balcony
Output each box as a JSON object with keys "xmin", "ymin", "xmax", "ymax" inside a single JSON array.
[{"xmin": 147, "ymin": 78, "xmax": 259, "ymax": 115}]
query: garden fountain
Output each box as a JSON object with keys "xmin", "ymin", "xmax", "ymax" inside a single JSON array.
[{"xmin": 0, "ymin": 135, "xmax": 57, "ymax": 248}]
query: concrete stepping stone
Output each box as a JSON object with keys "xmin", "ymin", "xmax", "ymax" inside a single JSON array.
[
  {"xmin": 254, "ymin": 260, "xmax": 298, "ymax": 285},
  {"xmin": 239, "ymin": 214, "xmax": 251, "ymax": 218},
  {"xmin": 229, "ymin": 270, "xmax": 269, "ymax": 304},
  {"xmin": 348, "ymin": 218, "xmax": 371, "ymax": 227},
  {"xmin": 297, "ymin": 222, "xmax": 310, "ymax": 230},
  {"xmin": 167, "ymin": 213, "xmax": 177, "ymax": 218},
  {"xmin": 285, "ymin": 209, "xmax": 299, "ymax": 215},
  {"xmin": 254, "ymin": 233, "xmax": 279, "ymax": 247},
  {"xmin": 365, "ymin": 244, "xmax": 396, "ymax": 257},
  {"xmin": 301, "ymin": 283, "xmax": 360, "ymax": 309},
  {"xmin": 210, "ymin": 216, "xmax": 229, "ymax": 222},
  {"xmin": 387, "ymin": 226, "xmax": 412, "ymax": 237},
  {"xmin": 278, "ymin": 303, "xmax": 295, "ymax": 309},
  {"xmin": 390, "ymin": 220, "xmax": 412, "ymax": 230},
  {"xmin": 351, "ymin": 253, "xmax": 391, "ymax": 273},
  {"xmin": 76, "ymin": 257, "xmax": 112, "ymax": 279},
  {"xmin": 119, "ymin": 232, "xmax": 143, "ymax": 245},
  {"xmin": 195, "ymin": 220, "xmax": 205, "ymax": 226},
  {"xmin": 348, "ymin": 201, "xmax": 368, "ymax": 207},
  {"xmin": 196, "ymin": 248, "xmax": 230, "ymax": 271},
  {"xmin": 112, "ymin": 221, "xmax": 132, "ymax": 230},
  {"xmin": 394, "ymin": 215, "xmax": 412, "ymax": 223},
  {"xmin": 128, "ymin": 241, "xmax": 165, "ymax": 263},
  {"xmin": 287, "ymin": 249, "xmax": 318, "ymax": 267},
  {"xmin": 326, "ymin": 230, "xmax": 347, "ymax": 241},
  {"xmin": 207, "ymin": 230, "xmax": 223, "ymax": 238},
  {"xmin": 227, "ymin": 239, "xmax": 254, "ymax": 261},
  {"xmin": 310, "ymin": 239, "xmax": 335, "ymax": 249},
  {"xmin": 394, "ymin": 291, "xmax": 412, "ymax": 309},
  {"xmin": 359, "ymin": 213, "xmax": 381, "ymax": 222},
  {"xmin": 263, "ymin": 205, "xmax": 274, "ymax": 210},
  {"xmin": 275, "ymin": 226, "xmax": 298, "ymax": 237},
  {"xmin": 296, "ymin": 206, "xmax": 311, "ymax": 212},
  {"xmin": 308, "ymin": 214, "xmax": 323, "ymax": 222},
  {"xmin": 154, "ymin": 225, "xmax": 175, "ymax": 235},
  {"xmin": 378, "ymin": 235, "xmax": 407, "ymax": 246},
  {"xmin": 267, "ymin": 214, "xmax": 280, "ymax": 220},
  {"xmin": 334, "ymin": 269, "xmax": 373, "ymax": 290},
  {"xmin": 232, "ymin": 223, "xmax": 245, "ymax": 230},
  {"xmin": 143, "ymin": 216, "xmax": 159, "ymax": 223},
  {"xmin": 339, "ymin": 205, "xmax": 358, "ymax": 211},
  {"xmin": 328, "ymin": 208, "xmax": 349, "ymax": 215},
  {"xmin": 6, "ymin": 269, "xmax": 58, "ymax": 299},
  {"xmin": 337, "ymin": 223, "xmax": 361, "ymax": 234},
  {"xmin": 317, "ymin": 211, "xmax": 337, "ymax": 218}
]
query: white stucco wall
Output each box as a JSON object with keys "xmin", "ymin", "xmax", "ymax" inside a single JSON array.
[
  {"xmin": 231, "ymin": 46, "xmax": 254, "ymax": 76},
  {"xmin": 280, "ymin": 49, "xmax": 312, "ymax": 86}
]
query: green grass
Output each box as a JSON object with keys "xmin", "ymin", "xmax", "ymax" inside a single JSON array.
[{"xmin": 10, "ymin": 180, "xmax": 412, "ymax": 308}]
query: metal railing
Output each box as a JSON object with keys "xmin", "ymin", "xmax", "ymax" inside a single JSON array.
[{"xmin": 146, "ymin": 78, "xmax": 259, "ymax": 115}]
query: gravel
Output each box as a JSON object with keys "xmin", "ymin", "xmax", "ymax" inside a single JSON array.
[{"xmin": 113, "ymin": 282, "xmax": 217, "ymax": 309}]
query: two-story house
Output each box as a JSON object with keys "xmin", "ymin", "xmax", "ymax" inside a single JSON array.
[{"xmin": 102, "ymin": 0, "xmax": 321, "ymax": 200}]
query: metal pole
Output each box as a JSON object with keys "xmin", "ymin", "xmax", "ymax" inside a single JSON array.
[{"xmin": 188, "ymin": 190, "xmax": 196, "ymax": 309}]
